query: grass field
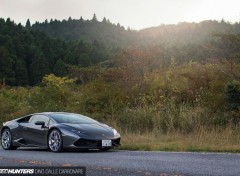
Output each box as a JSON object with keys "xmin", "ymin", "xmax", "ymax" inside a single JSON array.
[{"xmin": 118, "ymin": 127, "xmax": 240, "ymax": 153}]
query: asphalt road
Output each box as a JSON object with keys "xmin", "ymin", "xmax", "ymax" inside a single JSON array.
[{"xmin": 0, "ymin": 147, "xmax": 240, "ymax": 176}]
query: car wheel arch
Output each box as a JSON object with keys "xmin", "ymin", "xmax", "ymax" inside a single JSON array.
[
  {"xmin": 1, "ymin": 127, "xmax": 18, "ymax": 150},
  {"xmin": 1, "ymin": 127, "xmax": 10, "ymax": 136},
  {"xmin": 47, "ymin": 127, "xmax": 62, "ymax": 139}
]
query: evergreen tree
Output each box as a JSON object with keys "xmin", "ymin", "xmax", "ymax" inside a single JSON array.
[
  {"xmin": 15, "ymin": 59, "xmax": 29, "ymax": 85},
  {"xmin": 102, "ymin": 17, "xmax": 107, "ymax": 23},
  {"xmin": 80, "ymin": 16, "xmax": 84, "ymax": 22},
  {"xmin": 0, "ymin": 47, "xmax": 15, "ymax": 85},
  {"xmin": 25, "ymin": 19, "xmax": 31, "ymax": 29},
  {"xmin": 29, "ymin": 50, "xmax": 50, "ymax": 85},
  {"xmin": 92, "ymin": 13, "xmax": 98, "ymax": 22},
  {"xmin": 53, "ymin": 59, "xmax": 68, "ymax": 77}
]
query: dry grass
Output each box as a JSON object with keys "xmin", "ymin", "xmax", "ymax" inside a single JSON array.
[{"xmin": 118, "ymin": 127, "xmax": 240, "ymax": 153}]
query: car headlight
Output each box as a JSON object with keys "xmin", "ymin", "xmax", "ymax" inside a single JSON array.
[
  {"xmin": 71, "ymin": 129, "xmax": 83, "ymax": 135},
  {"xmin": 112, "ymin": 128, "xmax": 119, "ymax": 137}
]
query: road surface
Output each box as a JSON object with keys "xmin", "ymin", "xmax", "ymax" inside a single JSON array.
[{"xmin": 0, "ymin": 147, "xmax": 239, "ymax": 176}]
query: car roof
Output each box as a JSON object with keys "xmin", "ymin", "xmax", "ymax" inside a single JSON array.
[
  {"xmin": 32, "ymin": 112, "xmax": 72, "ymax": 116},
  {"xmin": 13, "ymin": 112, "xmax": 78, "ymax": 122}
]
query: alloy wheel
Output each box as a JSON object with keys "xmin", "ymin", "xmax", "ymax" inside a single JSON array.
[
  {"xmin": 1, "ymin": 129, "xmax": 11, "ymax": 149},
  {"xmin": 48, "ymin": 130, "xmax": 62, "ymax": 152}
]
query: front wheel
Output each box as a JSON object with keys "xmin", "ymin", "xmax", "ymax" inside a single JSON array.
[
  {"xmin": 48, "ymin": 129, "xmax": 63, "ymax": 152},
  {"xmin": 1, "ymin": 128, "xmax": 17, "ymax": 150}
]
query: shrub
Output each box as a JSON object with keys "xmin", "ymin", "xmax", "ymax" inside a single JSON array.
[{"xmin": 224, "ymin": 80, "xmax": 240, "ymax": 110}]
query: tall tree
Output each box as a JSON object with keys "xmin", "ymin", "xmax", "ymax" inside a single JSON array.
[
  {"xmin": 15, "ymin": 59, "xmax": 29, "ymax": 86},
  {"xmin": 0, "ymin": 47, "xmax": 15, "ymax": 85},
  {"xmin": 25, "ymin": 19, "xmax": 31, "ymax": 29},
  {"xmin": 29, "ymin": 49, "xmax": 50, "ymax": 85},
  {"xmin": 92, "ymin": 13, "xmax": 98, "ymax": 22},
  {"xmin": 102, "ymin": 17, "xmax": 107, "ymax": 23},
  {"xmin": 53, "ymin": 59, "xmax": 68, "ymax": 77}
]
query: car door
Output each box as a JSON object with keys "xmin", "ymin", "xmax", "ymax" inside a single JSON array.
[
  {"xmin": 22, "ymin": 115, "xmax": 50, "ymax": 146},
  {"xmin": 16, "ymin": 115, "xmax": 33, "ymax": 143}
]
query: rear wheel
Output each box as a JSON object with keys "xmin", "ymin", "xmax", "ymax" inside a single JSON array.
[
  {"xmin": 48, "ymin": 129, "xmax": 63, "ymax": 152},
  {"xmin": 1, "ymin": 128, "xmax": 17, "ymax": 150}
]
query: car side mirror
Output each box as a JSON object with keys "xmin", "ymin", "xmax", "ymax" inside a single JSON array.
[{"xmin": 35, "ymin": 121, "xmax": 45, "ymax": 128}]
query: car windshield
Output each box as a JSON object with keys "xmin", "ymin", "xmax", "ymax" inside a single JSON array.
[{"xmin": 50, "ymin": 113, "xmax": 99, "ymax": 124}]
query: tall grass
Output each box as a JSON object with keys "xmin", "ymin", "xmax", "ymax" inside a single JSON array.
[
  {"xmin": 103, "ymin": 101, "xmax": 235, "ymax": 135},
  {"xmin": 119, "ymin": 126, "xmax": 240, "ymax": 152}
]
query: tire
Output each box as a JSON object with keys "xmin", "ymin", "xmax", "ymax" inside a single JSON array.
[
  {"xmin": 1, "ymin": 128, "xmax": 17, "ymax": 150},
  {"xmin": 48, "ymin": 129, "xmax": 63, "ymax": 152}
]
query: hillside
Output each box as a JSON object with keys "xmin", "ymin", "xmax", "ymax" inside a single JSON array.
[
  {"xmin": 140, "ymin": 20, "xmax": 240, "ymax": 44},
  {"xmin": 31, "ymin": 15, "xmax": 139, "ymax": 47},
  {"xmin": 31, "ymin": 17, "xmax": 240, "ymax": 46},
  {"xmin": 1, "ymin": 17, "xmax": 240, "ymax": 86},
  {"xmin": 0, "ymin": 16, "xmax": 240, "ymax": 152},
  {"xmin": 0, "ymin": 18, "xmax": 114, "ymax": 86},
  {"xmin": 31, "ymin": 17, "xmax": 240, "ymax": 62}
]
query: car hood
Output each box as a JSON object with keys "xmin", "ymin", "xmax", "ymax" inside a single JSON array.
[{"xmin": 62, "ymin": 123, "xmax": 115, "ymax": 139}]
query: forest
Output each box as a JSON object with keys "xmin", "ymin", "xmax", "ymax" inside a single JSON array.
[{"xmin": 0, "ymin": 15, "xmax": 240, "ymax": 151}]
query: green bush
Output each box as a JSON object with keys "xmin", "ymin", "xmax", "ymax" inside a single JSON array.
[
  {"xmin": 0, "ymin": 87, "xmax": 32, "ymax": 126},
  {"xmin": 225, "ymin": 80, "xmax": 240, "ymax": 110}
]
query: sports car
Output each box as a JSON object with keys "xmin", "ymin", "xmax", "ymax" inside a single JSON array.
[{"xmin": 0, "ymin": 112, "xmax": 121, "ymax": 152}]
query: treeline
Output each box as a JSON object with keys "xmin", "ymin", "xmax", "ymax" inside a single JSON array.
[
  {"xmin": 32, "ymin": 16, "xmax": 240, "ymax": 62},
  {"xmin": 140, "ymin": 19, "xmax": 240, "ymax": 44},
  {"xmin": 31, "ymin": 14, "xmax": 138, "ymax": 46},
  {"xmin": 0, "ymin": 18, "xmax": 113, "ymax": 86},
  {"xmin": 1, "ymin": 16, "xmax": 240, "ymax": 87}
]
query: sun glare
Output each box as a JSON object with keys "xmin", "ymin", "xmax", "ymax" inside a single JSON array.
[{"xmin": 184, "ymin": 0, "xmax": 240, "ymax": 23}]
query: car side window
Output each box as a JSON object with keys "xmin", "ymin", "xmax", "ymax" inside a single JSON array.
[
  {"xmin": 29, "ymin": 115, "xmax": 50, "ymax": 126},
  {"xmin": 17, "ymin": 115, "xmax": 32, "ymax": 123}
]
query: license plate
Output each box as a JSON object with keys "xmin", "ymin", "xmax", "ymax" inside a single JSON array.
[{"xmin": 102, "ymin": 140, "xmax": 112, "ymax": 147}]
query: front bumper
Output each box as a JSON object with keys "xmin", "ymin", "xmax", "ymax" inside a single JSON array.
[{"xmin": 73, "ymin": 137, "xmax": 121, "ymax": 149}]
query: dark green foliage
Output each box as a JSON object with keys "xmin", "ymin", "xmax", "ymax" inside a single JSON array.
[
  {"xmin": 25, "ymin": 19, "xmax": 31, "ymax": 29},
  {"xmin": 0, "ymin": 46, "xmax": 14, "ymax": 85},
  {"xmin": 29, "ymin": 50, "xmax": 50, "ymax": 85},
  {"xmin": 15, "ymin": 59, "xmax": 29, "ymax": 86},
  {"xmin": 30, "ymin": 18, "xmax": 240, "ymax": 64},
  {"xmin": 0, "ymin": 18, "xmax": 61, "ymax": 85},
  {"xmin": 213, "ymin": 33, "xmax": 240, "ymax": 61},
  {"xmin": 1, "ymin": 17, "xmax": 240, "ymax": 87},
  {"xmin": 0, "ymin": 17, "xmax": 115, "ymax": 85},
  {"xmin": 31, "ymin": 16, "xmax": 137, "ymax": 46},
  {"xmin": 92, "ymin": 14, "xmax": 98, "ymax": 22},
  {"xmin": 53, "ymin": 59, "xmax": 68, "ymax": 77},
  {"xmin": 225, "ymin": 81, "xmax": 240, "ymax": 110}
]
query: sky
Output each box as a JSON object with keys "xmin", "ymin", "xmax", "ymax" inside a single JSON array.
[{"xmin": 0, "ymin": 0, "xmax": 240, "ymax": 30}]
